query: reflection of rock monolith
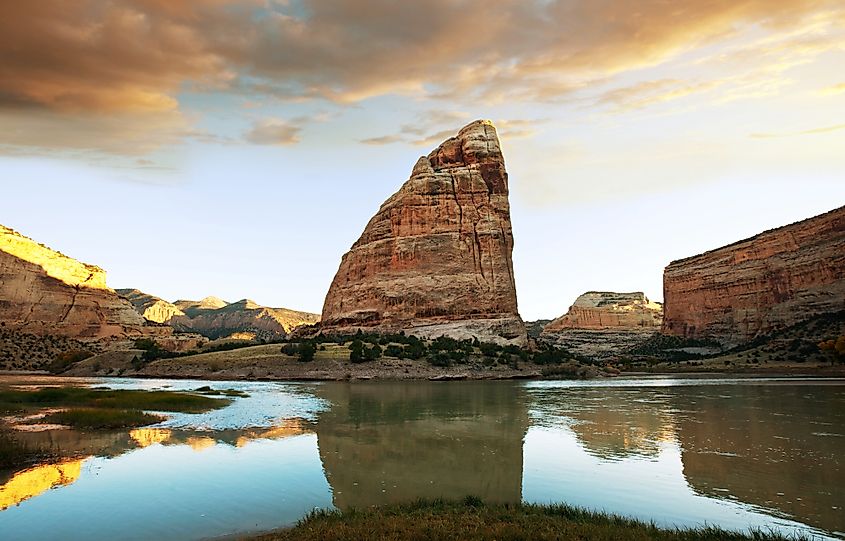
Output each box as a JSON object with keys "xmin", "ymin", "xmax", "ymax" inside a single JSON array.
[{"xmin": 314, "ymin": 382, "xmax": 529, "ymax": 508}]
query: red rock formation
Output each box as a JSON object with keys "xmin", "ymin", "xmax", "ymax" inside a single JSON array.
[
  {"xmin": 0, "ymin": 225, "xmax": 148, "ymax": 339},
  {"xmin": 321, "ymin": 120, "xmax": 526, "ymax": 345},
  {"xmin": 663, "ymin": 206, "xmax": 845, "ymax": 345},
  {"xmin": 544, "ymin": 292, "xmax": 662, "ymax": 332},
  {"xmin": 541, "ymin": 292, "xmax": 662, "ymax": 357}
]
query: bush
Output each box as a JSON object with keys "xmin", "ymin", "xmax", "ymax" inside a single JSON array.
[
  {"xmin": 427, "ymin": 352, "xmax": 452, "ymax": 367},
  {"xmin": 47, "ymin": 349, "xmax": 94, "ymax": 374},
  {"xmin": 298, "ymin": 341, "xmax": 317, "ymax": 362},
  {"xmin": 349, "ymin": 340, "xmax": 366, "ymax": 363},
  {"xmin": 365, "ymin": 343, "xmax": 382, "ymax": 361},
  {"xmin": 384, "ymin": 344, "xmax": 403, "ymax": 358}
]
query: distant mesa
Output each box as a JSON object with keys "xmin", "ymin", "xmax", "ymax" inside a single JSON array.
[
  {"xmin": 120, "ymin": 289, "xmax": 319, "ymax": 341},
  {"xmin": 174, "ymin": 296, "xmax": 230, "ymax": 317},
  {"xmin": 544, "ymin": 292, "xmax": 662, "ymax": 332},
  {"xmin": 662, "ymin": 205, "xmax": 845, "ymax": 346},
  {"xmin": 542, "ymin": 292, "xmax": 663, "ymax": 357},
  {"xmin": 320, "ymin": 120, "xmax": 527, "ymax": 345}
]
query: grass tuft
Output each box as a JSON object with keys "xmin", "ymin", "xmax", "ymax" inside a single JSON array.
[
  {"xmin": 0, "ymin": 386, "xmax": 230, "ymax": 414},
  {"xmin": 246, "ymin": 499, "xmax": 810, "ymax": 541},
  {"xmin": 40, "ymin": 408, "xmax": 165, "ymax": 429}
]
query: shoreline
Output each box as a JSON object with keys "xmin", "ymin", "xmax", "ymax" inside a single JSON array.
[{"xmin": 3, "ymin": 367, "xmax": 845, "ymax": 382}]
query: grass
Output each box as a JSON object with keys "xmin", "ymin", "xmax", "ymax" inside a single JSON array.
[
  {"xmin": 0, "ymin": 386, "xmax": 231, "ymax": 414},
  {"xmin": 246, "ymin": 499, "xmax": 807, "ymax": 541},
  {"xmin": 40, "ymin": 408, "xmax": 165, "ymax": 429}
]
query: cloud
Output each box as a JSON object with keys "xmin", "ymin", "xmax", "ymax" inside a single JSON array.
[
  {"xmin": 750, "ymin": 123, "xmax": 845, "ymax": 139},
  {"xmin": 358, "ymin": 113, "xmax": 542, "ymax": 148},
  {"xmin": 244, "ymin": 118, "xmax": 302, "ymax": 145},
  {"xmin": 360, "ymin": 134, "xmax": 404, "ymax": 146},
  {"xmin": 2, "ymin": 0, "xmax": 845, "ymax": 157},
  {"xmin": 819, "ymin": 82, "xmax": 845, "ymax": 95}
]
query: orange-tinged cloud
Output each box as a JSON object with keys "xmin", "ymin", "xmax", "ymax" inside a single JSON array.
[{"xmin": 2, "ymin": 0, "xmax": 844, "ymax": 156}]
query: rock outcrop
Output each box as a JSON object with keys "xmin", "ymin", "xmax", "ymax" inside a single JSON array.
[
  {"xmin": 541, "ymin": 292, "xmax": 662, "ymax": 358},
  {"xmin": 117, "ymin": 289, "xmax": 185, "ymax": 324},
  {"xmin": 544, "ymin": 292, "xmax": 663, "ymax": 331},
  {"xmin": 175, "ymin": 298, "xmax": 319, "ymax": 340},
  {"xmin": 0, "ymin": 225, "xmax": 148, "ymax": 339},
  {"xmin": 663, "ymin": 206, "xmax": 845, "ymax": 345},
  {"xmin": 121, "ymin": 289, "xmax": 319, "ymax": 340},
  {"xmin": 320, "ymin": 120, "xmax": 526, "ymax": 345}
]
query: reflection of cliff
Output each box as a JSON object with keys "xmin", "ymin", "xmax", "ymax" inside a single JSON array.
[
  {"xmin": 0, "ymin": 459, "xmax": 85, "ymax": 510},
  {"xmin": 674, "ymin": 385, "xmax": 845, "ymax": 534},
  {"xmin": 314, "ymin": 382, "xmax": 529, "ymax": 508},
  {"xmin": 533, "ymin": 388, "xmax": 677, "ymax": 460}
]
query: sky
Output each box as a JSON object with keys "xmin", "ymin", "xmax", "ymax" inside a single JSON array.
[{"xmin": 1, "ymin": 0, "xmax": 844, "ymax": 321}]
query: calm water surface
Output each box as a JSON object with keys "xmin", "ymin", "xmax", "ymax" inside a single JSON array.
[{"xmin": 0, "ymin": 376, "xmax": 842, "ymax": 540}]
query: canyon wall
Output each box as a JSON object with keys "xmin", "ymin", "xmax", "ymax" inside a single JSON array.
[
  {"xmin": 541, "ymin": 292, "xmax": 662, "ymax": 358},
  {"xmin": 121, "ymin": 290, "xmax": 319, "ymax": 340},
  {"xmin": 0, "ymin": 225, "xmax": 148, "ymax": 339},
  {"xmin": 320, "ymin": 120, "xmax": 526, "ymax": 345},
  {"xmin": 662, "ymin": 206, "xmax": 845, "ymax": 345},
  {"xmin": 544, "ymin": 292, "xmax": 662, "ymax": 331}
]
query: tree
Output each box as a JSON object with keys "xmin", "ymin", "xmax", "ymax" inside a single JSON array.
[
  {"xmin": 349, "ymin": 340, "xmax": 366, "ymax": 363},
  {"xmin": 366, "ymin": 343, "xmax": 383, "ymax": 361},
  {"xmin": 298, "ymin": 341, "xmax": 316, "ymax": 362}
]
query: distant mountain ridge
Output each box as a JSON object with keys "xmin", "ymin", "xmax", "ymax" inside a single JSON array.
[{"xmin": 118, "ymin": 289, "xmax": 320, "ymax": 340}]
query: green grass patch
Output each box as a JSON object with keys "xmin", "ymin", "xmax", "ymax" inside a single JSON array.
[
  {"xmin": 247, "ymin": 499, "xmax": 806, "ymax": 541},
  {"xmin": 40, "ymin": 408, "xmax": 165, "ymax": 429},
  {"xmin": 0, "ymin": 386, "xmax": 230, "ymax": 414}
]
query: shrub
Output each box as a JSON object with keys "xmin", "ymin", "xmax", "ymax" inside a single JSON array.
[
  {"xmin": 298, "ymin": 341, "xmax": 317, "ymax": 362},
  {"xmin": 427, "ymin": 352, "xmax": 452, "ymax": 367},
  {"xmin": 384, "ymin": 344, "xmax": 403, "ymax": 358},
  {"xmin": 349, "ymin": 340, "xmax": 366, "ymax": 363},
  {"xmin": 47, "ymin": 349, "xmax": 94, "ymax": 374}
]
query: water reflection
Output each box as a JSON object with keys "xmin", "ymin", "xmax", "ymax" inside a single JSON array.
[
  {"xmin": 314, "ymin": 382, "xmax": 529, "ymax": 507},
  {"xmin": 672, "ymin": 384, "xmax": 845, "ymax": 534},
  {"xmin": 0, "ymin": 459, "xmax": 85, "ymax": 510},
  {"xmin": 0, "ymin": 377, "xmax": 842, "ymax": 541}
]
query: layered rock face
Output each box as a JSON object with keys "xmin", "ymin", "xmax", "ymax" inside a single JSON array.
[
  {"xmin": 544, "ymin": 292, "xmax": 662, "ymax": 331},
  {"xmin": 176, "ymin": 298, "xmax": 319, "ymax": 340},
  {"xmin": 663, "ymin": 206, "xmax": 845, "ymax": 345},
  {"xmin": 0, "ymin": 225, "xmax": 147, "ymax": 339},
  {"xmin": 122, "ymin": 290, "xmax": 320, "ymax": 340},
  {"xmin": 117, "ymin": 289, "xmax": 185, "ymax": 324},
  {"xmin": 541, "ymin": 292, "xmax": 663, "ymax": 358},
  {"xmin": 321, "ymin": 120, "xmax": 526, "ymax": 345}
]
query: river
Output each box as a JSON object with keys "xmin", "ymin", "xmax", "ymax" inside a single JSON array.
[{"xmin": 0, "ymin": 376, "xmax": 842, "ymax": 540}]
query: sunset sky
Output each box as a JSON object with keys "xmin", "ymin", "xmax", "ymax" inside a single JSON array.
[{"xmin": 1, "ymin": 0, "xmax": 844, "ymax": 320}]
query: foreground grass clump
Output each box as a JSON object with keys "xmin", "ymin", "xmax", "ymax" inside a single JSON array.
[
  {"xmin": 0, "ymin": 386, "xmax": 230, "ymax": 414},
  {"xmin": 248, "ymin": 499, "xmax": 806, "ymax": 541},
  {"xmin": 41, "ymin": 408, "xmax": 165, "ymax": 429}
]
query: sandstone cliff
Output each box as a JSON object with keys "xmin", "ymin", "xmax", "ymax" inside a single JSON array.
[
  {"xmin": 116, "ymin": 289, "xmax": 185, "ymax": 324},
  {"xmin": 320, "ymin": 120, "xmax": 526, "ymax": 345},
  {"xmin": 121, "ymin": 289, "xmax": 319, "ymax": 340},
  {"xmin": 0, "ymin": 225, "xmax": 148, "ymax": 339},
  {"xmin": 663, "ymin": 206, "xmax": 845, "ymax": 345},
  {"xmin": 175, "ymin": 298, "xmax": 320, "ymax": 340},
  {"xmin": 544, "ymin": 292, "xmax": 662, "ymax": 331},
  {"xmin": 541, "ymin": 292, "xmax": 663, "ymax": 358}
]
